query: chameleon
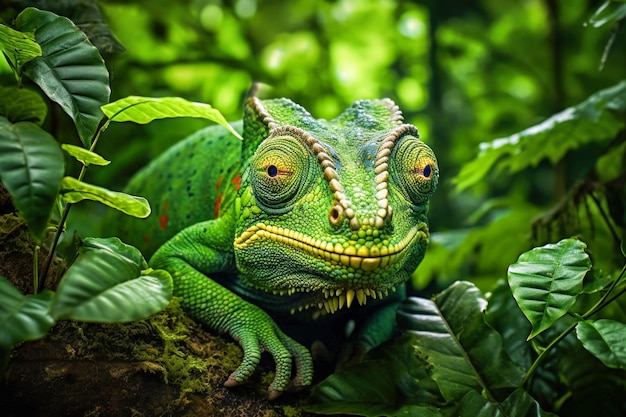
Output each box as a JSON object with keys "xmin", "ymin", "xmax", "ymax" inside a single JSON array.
[{"xmin": 110, "ymin": 95, "xmax": 438, "ymax": 399}]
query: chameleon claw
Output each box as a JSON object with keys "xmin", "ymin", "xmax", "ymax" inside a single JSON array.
[
  {"xmin": 223, "ymin": 372, "xmax": 241, "ymax": 388},
  {"xmin": 286, "ymin": 378, "xmax": 308, "ymax": 393},
  {"xmin": 268, "ymin": 388, "xmax": 283, "ymax": 401}
]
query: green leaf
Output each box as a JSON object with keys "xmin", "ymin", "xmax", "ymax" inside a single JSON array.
[
  {"xmin": 101, "ymin": 96, "xmax": 242, "ymax": 140},
  {"xmin": 485, "ymin": 281, "xmax": 533, "ymax": 369},
  {"xmin": 0, "ymin": 23, "xmax": 42, "ymax": 73},
  {"xmin": 51, "ymin": 238, "xmax": 172, "ymax": 322},
  {"xmin": 508, "ymin": 238, "xmax": 591, "ymax": 339},
  {"xmin": 15, "ymin": 7, "xmax": 110, "ymax": 147},
  {"xmin": 61, "ymin": 143, "xmax": 110, "ymax": 166},
  {"xmin": 0, "ymin": 86, "xmax": 47, "ymax": 125},
  {"xmin": 0, "ymin": 276, "xmax": 55, "ymax": 349},
  {"xmin": 307, "ymin": 362, "xmax": 442, "ymax": 416},
  {"xmin": 576, "ymin": 319, "xmax": 626, "ymax": 370},
  {"xmin": 397, "ymin": 281, "xmax": 525, "ymax": 403},
  {"xmin": 60, "ymin": 176, "xmax": 151, "ymax": 218},
  {"xmin": 456, "ymin": 81, "xmax": 626, "ymax": 190},
  {"xmin": 81, "ymin": 236, "xmax": 148, "ymax": 270},
  {"xmin": 0, "ymin": 117, "xmax": 64, "ymax": 241},
  {"xmin": 306, "ymin": 335, "xmax": 443, "ymax": 416}
]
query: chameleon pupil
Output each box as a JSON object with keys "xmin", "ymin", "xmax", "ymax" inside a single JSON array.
[
  {"xmin": 423, "ymin": 164, "xmax": 431, "ymax": 178},
  {"xmin": 267, "ymin": 165, "xmax": 278, "ymax": 177}
]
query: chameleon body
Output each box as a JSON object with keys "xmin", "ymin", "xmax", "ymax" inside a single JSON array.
[{"xmin": 112, "ymin": 97, "xmax": 438, "ymax": 399}]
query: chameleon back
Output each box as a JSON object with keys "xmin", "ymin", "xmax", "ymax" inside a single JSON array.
[{"xmin": 106, "ymin": 122, "xmax": 243, "ymax": 257}]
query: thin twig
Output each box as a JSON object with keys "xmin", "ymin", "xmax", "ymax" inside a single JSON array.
[
  {"xmin": 38, "ymin": 203, "xmax": 71, "ymax": 292},
  {"xmin": 33, "ymin": 245, "xmax": 39, "ymax": 294},
  {"xmin": 588, "ymin": 191, "xmax": 622, "ymax": 249},
  {"xmin": 599, "ymin": 21, "xmax": 621, "ymax": 71}
]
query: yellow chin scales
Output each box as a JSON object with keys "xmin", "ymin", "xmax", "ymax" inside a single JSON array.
[{"xmin": 234, "ymin": 222, "xmax": 429, "ymax": 274}]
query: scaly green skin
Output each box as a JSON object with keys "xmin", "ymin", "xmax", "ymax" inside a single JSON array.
[{"xmin": 112, "ymin": 97, "xmax": 438, "ymax": 399}]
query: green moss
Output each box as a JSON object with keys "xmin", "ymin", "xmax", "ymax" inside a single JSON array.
[
  {"xmin": 282, "ymin": 405, "xmax": 302, "ymax": 417},
  {"xmin": 143, "ymin": 298, "xmax": 212, "ymax": 394}
]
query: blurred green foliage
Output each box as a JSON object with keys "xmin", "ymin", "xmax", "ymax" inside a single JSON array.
[
  {"xmin": 1, "ymin": 1, "xmax": 625, "ymax": 415},
  {"xmin": 1, "ymin": 0, "xmax": 624, "ymax": 295}
]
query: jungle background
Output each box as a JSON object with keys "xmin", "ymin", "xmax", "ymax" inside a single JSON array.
[{"xmin": 1, "ymin": 0, "xmax": 625, "ymax": 416}]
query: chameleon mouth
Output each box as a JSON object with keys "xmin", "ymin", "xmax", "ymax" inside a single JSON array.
[
  {"xmin": 234, "ymin": 222, "xmax": 428, "ymax": 272},
  {"xmin": 234, "ymin": 221, "xmax": 429, "ymax": 314},
  {"xmin": 285, "ymin": 286, "xmax": 399, "ymax": 315}
]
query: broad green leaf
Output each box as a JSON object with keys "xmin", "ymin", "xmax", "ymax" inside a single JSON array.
[
  {"xmin": 307, "ymin": 362, "xmax": 442, "ymax": 416},
  {"xmin": 101, "ymin": 96, "xmax": 243, "ymax": 140},
  {"xmin": 0, "ymin": 86, "xmax": 47, "ymax": 125},
  {"xmin": 485, "ymin": 281, "xmax": 533, "ymax": 369},
  {"xmin": 51, "ymin": 241, "xmax": 172, "ymax": 322},
  {"xmin": 456, "ymin": 81, "xmax": 626, "ymax": 190},
  {"xmin": 397, "ymin": 281, "xmax": 524, "ymax": 403},
  {"xmin": 577, "ymin": 319, "xmax": 626, "ymax": 370},
  {"xmin": 0, "ymin": 23, "xmax": 41, "ymax": 72},
  {"xmin": 16, "ymin": 7, "xmax": 110, "ymax": 147},
  {"xmin": 67, "ymin": 269, "xmax": 172, "ymax": 323},
  {"xmin": 508, "ymin": 238, "xmax": 591, "ymax": 339},
  {"xmin": 0, "ymin": 276, "xmax": 55, "ymax": 349},
  {"xmin": 61, "ymin": 143, "xmax": 110, "ymax": 166},
  {"xmin": 60, "ymin": 176, "xmax": 150, "ymax": 218},
  {"xmin": 81, "ymin": 236, "xmax": 148, "ymax": 270},
  {"xmin": 306, "ymin": 335, "xmax": 443, "ymax": 416},
  {"xmin": 458, "ymin": 389, "xmax": 556, "ymax": 417},
  {"xmin": 0, "ymin": 117, "xmax": 64, "ymax": 241}
]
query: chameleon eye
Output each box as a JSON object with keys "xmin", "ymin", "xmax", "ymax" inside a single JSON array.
[
  {"xmin": 266, "ymin": 164, "xmax": 278, "ymax": 177},
  {"xmin": 251, "ymin": 136, "xmax": 312, "ymax": 213},
  {"xmin": 390, "ymin": 135, "xmax": 438, "ymax": 205}
]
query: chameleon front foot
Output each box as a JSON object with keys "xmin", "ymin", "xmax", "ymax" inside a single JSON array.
[{"xmin": 226, "ymin": 316, "xmax": 314, "ymax": 400}]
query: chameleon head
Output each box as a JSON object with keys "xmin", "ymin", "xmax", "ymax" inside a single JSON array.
[{"xmin": 233, "ymin": 97, "xmax": 438, "ymax": 314}]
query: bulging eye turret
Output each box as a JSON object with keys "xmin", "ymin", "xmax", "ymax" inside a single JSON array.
[
  {"xmin": 251, "ymin": 135, "xmax": 312, "ymax": 213},
  {"xmin": 390, "ymin": 136, "xmax": 438, "ymax": 206}
]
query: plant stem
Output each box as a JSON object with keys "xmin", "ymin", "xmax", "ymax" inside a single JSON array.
[
  {"xmin": 599, "ymin": 20, "xmax": 620, "ymax": 71},
  {"xmin": 522, "ymin": 319, "xmax": 577, "ymax": 388},
  {"xmin": 588, "ymin": 191, "xmax": 622, "ymax": 249},
  {"xmin": 33, "ymin": 245, "xmax": 39, "ymax": 294},
  {"xmin": 38, "ymin": 203, "xmax": 72, "ymax": 292},
  {"xmin": 584, "ymin": 264, "xmax": 626, "ymax": 318},
  {"xmin": 38, "ymin": 121, "xmax": 108, "ymax": 291}
]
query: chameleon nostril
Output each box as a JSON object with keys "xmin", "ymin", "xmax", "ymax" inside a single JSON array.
[{"xmin": 329, "ymin": 205, "xmax": 343, "ymax": 226}]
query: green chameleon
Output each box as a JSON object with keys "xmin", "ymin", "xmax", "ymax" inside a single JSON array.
[{"xmin": 111, "ymin": 96, "xmax": 438, "ymax": 399}]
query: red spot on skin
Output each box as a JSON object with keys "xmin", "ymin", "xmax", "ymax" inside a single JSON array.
[
  {"xmin": 162, "ymin": 201, "xmax": 169, "ymax": 210},
  {"xmin": 214, "ymin": 193, "xmax": 223, "ymax": 218},
  {"xmin": 159, "ymin": 214, "xmax": 169, "ymax": 230},
  {"xmin": 216, "ymin": 175, "xmax": 224, "ymax": 190},
  {"xmin": 232, "ymin": 174, "xmax": 242, "ymax": 191}
]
